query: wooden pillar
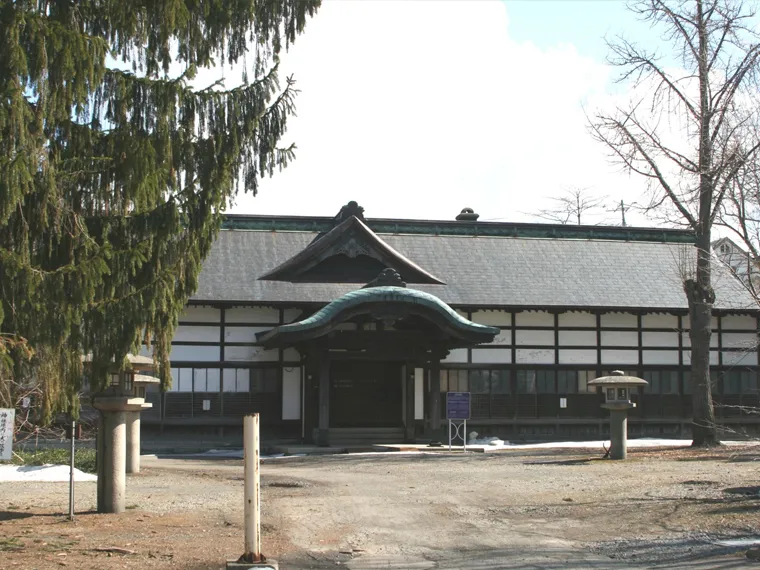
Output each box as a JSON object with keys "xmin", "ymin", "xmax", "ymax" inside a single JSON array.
[
  {"xmin": 317, "ymin": 356, "xmax": 330, "ymax": 447},
  {"xmin": 405, "ymin": 364, "xmax": 416, "ymax": 442},
  {"xmin": 429, "ymin": 360, "xmax": 441, "ymax": 437}
]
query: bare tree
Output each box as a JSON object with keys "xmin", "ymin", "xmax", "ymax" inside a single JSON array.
[
  {"xmin": 533, "ymin": 187, "xmax": 608, "ymax": 225},
  {"xmin": 590, "ymin": 0, "xmax": 760, "ymax": 446}
]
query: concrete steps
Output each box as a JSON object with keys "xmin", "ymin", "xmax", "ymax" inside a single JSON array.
[{"xmin": 326, "ymin": 427, "xmax": 406, "ymax": 446}]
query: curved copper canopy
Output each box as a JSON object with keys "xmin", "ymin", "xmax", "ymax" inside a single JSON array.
[{"xmin": 257, "ymin": 285, "xmax": 498, "ymax": 348}]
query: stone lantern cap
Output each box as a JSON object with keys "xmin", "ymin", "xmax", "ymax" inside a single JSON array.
[
  {"xmin": 133, "ymin": 374, "xmax": 160, "ymax": 386},
  {"xmin": 81, "ymin": 353, "xmax": 156, "ymax": 373},
  {"xmin": 587, "ymin": 370, "xmax": 648, "ymax": 388}
]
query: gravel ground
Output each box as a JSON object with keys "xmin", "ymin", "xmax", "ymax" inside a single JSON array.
[{"xmin": 1, "ymin": 445, "xmax": 759, "ymax": 569}]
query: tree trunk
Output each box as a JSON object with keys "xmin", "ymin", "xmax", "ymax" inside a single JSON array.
[
  {"xmin": 688, "ymin": 0, "xmax": 719, "ymax": 448},
  {"xmin": 687, "ymin": 232, "xmax": 719, "ymax": 447}
]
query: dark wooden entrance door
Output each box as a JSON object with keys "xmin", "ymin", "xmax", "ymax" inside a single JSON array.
[{"xmin": 330, "ymin": 360, "xmax": 402, "ymax": 427}]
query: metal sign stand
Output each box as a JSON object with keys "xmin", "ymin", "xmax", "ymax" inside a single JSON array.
[
  {"xmin": 445, "ymin": 392, "xmax": 470, "ymax": 453},
  {"xmin": 448, "ymin": 419, "xmax": 467, "ymax": 452},
  {"xmin": 69, "ymin": 419, "xmax": 76, "ymax": 521}
]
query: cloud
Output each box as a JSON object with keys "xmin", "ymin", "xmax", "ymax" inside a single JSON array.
[{"xmin": 228, "ymin": 0, "xmax": 650, "ymax": 225}]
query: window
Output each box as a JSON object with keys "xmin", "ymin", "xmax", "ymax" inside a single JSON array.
[
  {"xmin": 724, "ymin": 370, "xmax": 758, "ymax": 395},
  {"xmin": 468, "ymin": 370, "xmax": 490, "ymax": 394},
  {"xmin": 193, "ymin": 368, "xmax": 220, "ymax": 392},
  {"xmin": 516, "ymin": 370, "xmax": 536, "ymax": 394},
  {"xmin": 643, "ymin": 371, "xmax": 679, "ymax": 394},
  {"xmin": 557, "ymin": 371, "xmax": 578, "ymax": 394},
  {"xmin": 577, "ymin": 370, "xmax": 597, "ymax": 392},
  {"xmin": 440, "ymin": 369, "xmax": 468, "ymax": 392},
  {"xmin": 169, "ymin": 368, "xmax": 194, "ymax": 392},
  {"xmin": 440, "ymin": 369, "xmax": 510, "ymax": 394},
  {"xmin": 251, "ymin": 368, "xmax": 278, "ymax": 393}
]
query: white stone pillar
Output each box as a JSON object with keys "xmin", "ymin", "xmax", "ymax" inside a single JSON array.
[
  {"xmin": 102, "ymin": 411, "xmax": 126, "ymax": 513},
  {"xmin": 126, "ymin": 411, "xmax": 141, "ymax": 474}
]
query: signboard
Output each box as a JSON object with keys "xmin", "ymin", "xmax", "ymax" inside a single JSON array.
[
  {"xmin": 446, "ymin": 392, "xmax": 470, "ymax": 420},
  {"xmin": 0, "ymin": 408, "xmax": 15, "ymax": 461}
]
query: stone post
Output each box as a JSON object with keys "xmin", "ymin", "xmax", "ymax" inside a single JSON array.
[
  {"xmin": 102, "ymin": 410, "xmax": 126, "ymax": 513},
  {"xmin": 610, "ymin": 409, "xmax": 628, "ymax": 460},
  {"xmin": 126, "ymin": 411, "xmax": 141, "ymax": 474},
  {"xmin": 92, "ymin": 395, "xmax": 152, "ymax": 513}
]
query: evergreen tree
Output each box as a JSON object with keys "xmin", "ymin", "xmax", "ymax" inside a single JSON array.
[{"xmin": 0, "ymin": 0, "xmax": 320, "ymax": 419}]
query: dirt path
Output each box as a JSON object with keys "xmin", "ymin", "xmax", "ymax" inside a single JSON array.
[{"xmin": 1, "ymin": 446, "xmax": 759, "ymax": 569}]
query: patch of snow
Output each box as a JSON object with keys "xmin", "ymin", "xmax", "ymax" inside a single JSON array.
[
  {"xmin": 468, "ymin": 436, "xmax": 508, "ymax": 446},
  {"xmin": 0, "ymin": 464, "xmax": 96, "ymax": 482},
  {"xmin": 713, "ymin": 538, "xmax": 760, "ymax": 547}
]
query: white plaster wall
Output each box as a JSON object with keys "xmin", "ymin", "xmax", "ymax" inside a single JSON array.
[
  {"xmin": 224, "ymin": 326, "xmax": 270, "ymax": 343},
  {"xmin": 443, "ymin": 349, "xmax": 468, "ymax": 363},
  {"xmin": 516, "ymin": 329, "xmax": 554, "ymax": 346},
  {"xmin": 558, "ymin": 312, "xmax": 596, "ymax": 328},
  {"xmin": 722, "ymin": 351, "xmax": 759, "ymax": 366},
  {"xmin": 641, "ymin": 314, "xmax": 678, "ymax": 329},
  {"xmin": 283, "ymin": 308, "xmax": 302, "ymax": 324},
  {"xmin": 642, "ymin": 350, "xmax": 680, "ymax": 365},
  {"xmin": 600, "ymin": 313, "xmax": 637, "ymax": 328},
  {"xmin": 224, "ymin": 346, "xmax": 279, "ymax": 362},
  {"xmin": 225, "ymin": 306, "xmax": 280, "ymax": 324},
  {"xmin": 414, "ymin": 368, "xmax": 424, "ymax": 420},
  {"xmin": 471, "ymin": 310, "xmax": 512, "ymax": 326},
  {"xmin": 600, "ymin": 330, "xmax": 639, "ymax": 347},
  {"xmin": 282, "ymin": 366, "xmax": 301, "ymax": 420},
  {"xmin": 471, "ymin": 348, "xmax": 511, "ymax": 364},
  {"xmin": 515, "ymin": 348, "xmax": 554, "ymax": 364},
  {"xmin": 515, "ymin": 311, "xmax": 554, "ymax": 327},
  {"xmin": 283, "ymin": 347, "xmax": 300, "ymax": 362},
  {"xmin": 558, "ymin": 330, "xmax": 596, "ymax": 346},
  {"xmin": 558, "ymin": 349, "xmax": 597, "ymax": 365},
  {"xmin": 600, "ymin": 350, "xmax": 638, "ymax": 365},
  {"xmin": 485, "ymin": 329, "xmax": 512, "ymax": 346},
  {"xmin": 642, "ymin": 331, "xmax": 679, "ymax": 347},
  {"xmin": 173, "ymin": 325, "xmax": 220, "ymax": 343},
  {"xmin": 169, "ymin": 344, "xmax": 221, "ymax": 361},
  {"xmin": 722, "ymin": 315, "xmax": 757, "ymax": 330},
  {"xmin": 722, "ymin": 332, "xmax": 758, "ymax": 349},
  {"xmin": 179, "ymin": 306, "xmax": 221, "ymax": 323}
]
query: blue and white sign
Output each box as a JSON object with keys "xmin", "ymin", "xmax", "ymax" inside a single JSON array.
[{"xmin": 446, "ymin": 392, "xmax": 470, "ymax": 420}]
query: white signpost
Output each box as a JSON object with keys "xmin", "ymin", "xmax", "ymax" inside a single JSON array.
[{"xmin": 0, "ymin": 408, "xmax": 15, "ymax": 461}]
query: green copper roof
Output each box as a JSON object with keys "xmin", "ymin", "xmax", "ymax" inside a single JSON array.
[
  {"xmin": 257, "ymin": 286, "xmax": 499, "ymax": 344},
  {"xmin": 223, "ymin": 214, "xmax": 696, "ymax": 244}
]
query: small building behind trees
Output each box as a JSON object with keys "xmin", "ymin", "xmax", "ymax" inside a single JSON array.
[{"xmin": 141, "ymin": 203, "xmax": 760, "ymax": 445}]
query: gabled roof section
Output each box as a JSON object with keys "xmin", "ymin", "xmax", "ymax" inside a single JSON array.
[{"xmin": 258, "ymin": 203, "xmax": 445, "ymax": 285}]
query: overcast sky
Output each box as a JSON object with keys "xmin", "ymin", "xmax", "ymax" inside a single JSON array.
[{"xmin": 226, "ymin": 0, "xmax": 670, "ymax": 226}]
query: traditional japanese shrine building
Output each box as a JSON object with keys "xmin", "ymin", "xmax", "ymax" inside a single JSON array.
[{"xmin": 142, "ymin": 202, "xmax": 760, "ymax": 444}]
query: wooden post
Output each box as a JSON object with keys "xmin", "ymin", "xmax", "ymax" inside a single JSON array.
[
  {"xmin": 404, "ymin": 365, "xmax": 416, "ymax": 442},
  {"xmin": 317, "ymin": 358, "xmax": 330, "ymax": 446},
  {"xmin": 243, "ymin": 414, "xmax": 261, "ymax": 563}
]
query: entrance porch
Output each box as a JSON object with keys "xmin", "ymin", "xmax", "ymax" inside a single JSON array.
[{"xmin": 256, "ymin": 269, "xmax": 499, "ymax": 446}]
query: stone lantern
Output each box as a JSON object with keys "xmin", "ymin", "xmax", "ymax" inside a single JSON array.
[
  {"xmin": 84, "ymin": 354, "xmax": 155, "ymax": 513},
  {"xmin": 587, "ymin": 371, "xmax": 648, "ymax": 460}
]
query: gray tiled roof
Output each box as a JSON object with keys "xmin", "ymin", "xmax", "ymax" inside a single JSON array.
[{"xmin": 192, "ymin": 229, "xmax": 757, "ymax": 311}]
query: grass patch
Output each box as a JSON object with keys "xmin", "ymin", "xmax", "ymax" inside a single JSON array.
[
  {"xmin": 0, "ymin": 537, "xmax": 24, "ymax": 552},
  {"xmin": 12, "ymin": 448, "xmax": 97, "ymax": 474}
]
